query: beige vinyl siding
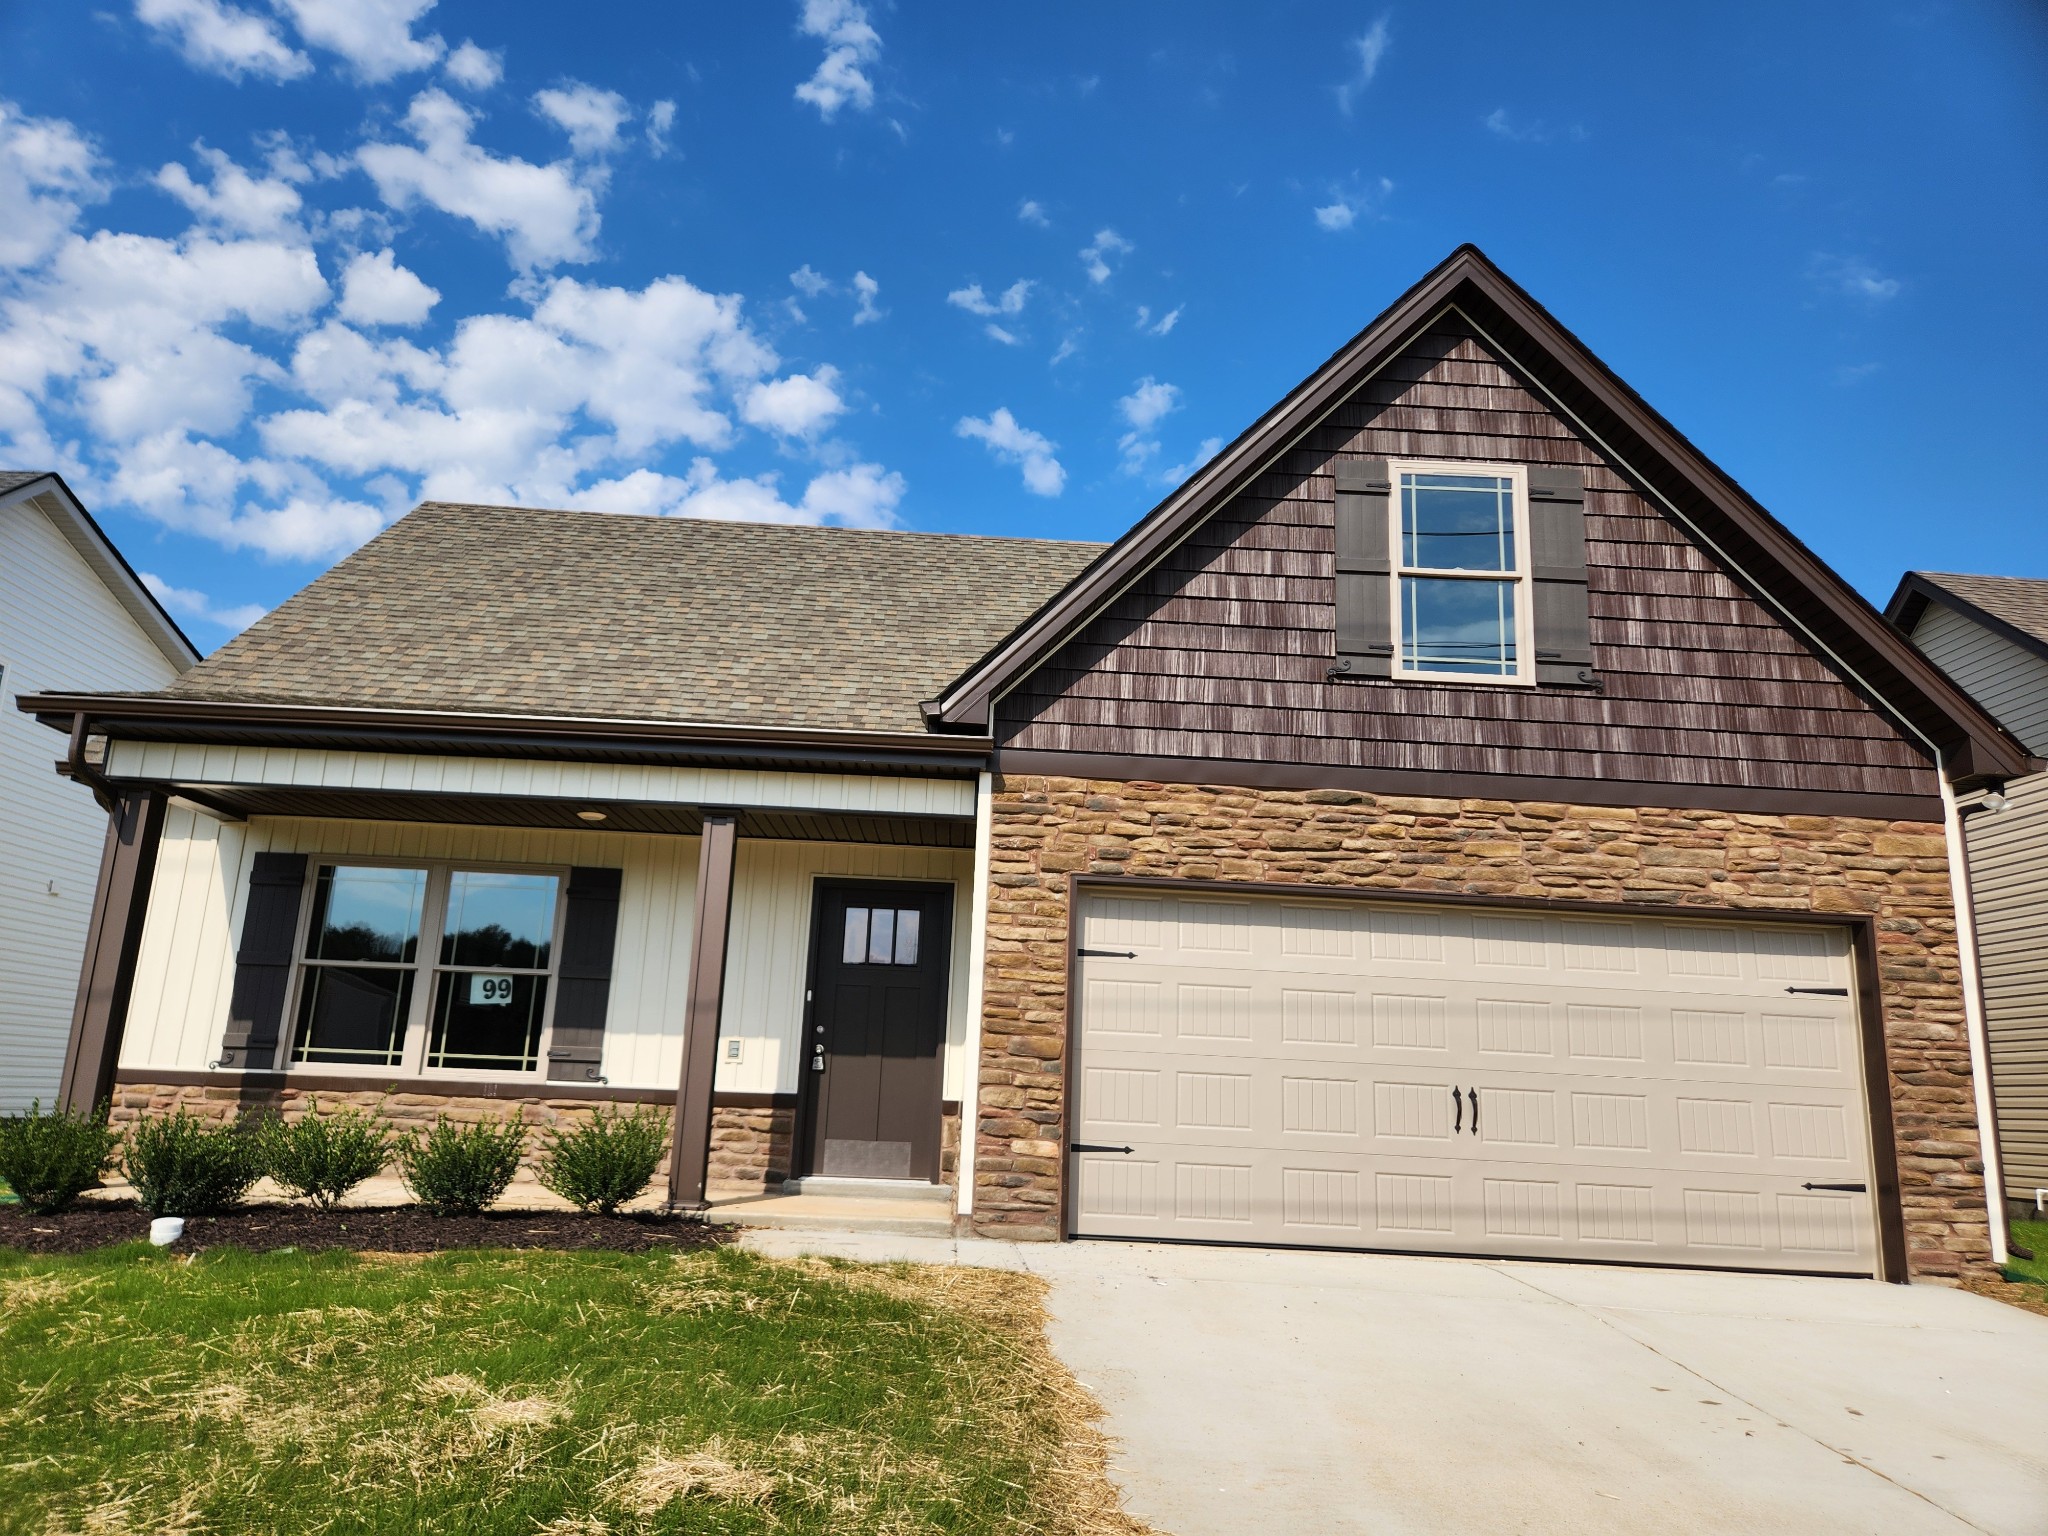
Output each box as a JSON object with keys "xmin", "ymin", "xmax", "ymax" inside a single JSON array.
[
  {"xmin": 1909, "ymin": 603, "xmax": 2048, "ymax": 755},
  {"xmin": 104, "ymin": 742, "xmax": 976, "ymax": 820},
  {"xmin": 0, "ymin": 499, "xmax": 181, "ymax": 1111},
  {"xmin": 1964, "ymin": 774, "xmax": 2048, "ymax": 1201},
  {"xmin": 121, "ymin": 812, "xmax": 968, "ymax": 1097}
]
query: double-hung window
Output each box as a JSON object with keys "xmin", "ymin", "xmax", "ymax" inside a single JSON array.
[
  {"xmin": 289, "ymin": 861, "xmax": 565, "ymax": 1077},
  {"xmin": 1389, "ymin": 461, "xmax": 1533, "ymax": 684}
]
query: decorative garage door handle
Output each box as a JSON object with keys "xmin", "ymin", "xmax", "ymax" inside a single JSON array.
[
  {"xmin": 1077, "ymin": 948, "xmax": 1137, "ymax": 958},
  {"xmin": 1070, "ymin": 1143, "xmax": 1134, "ymax": 1155},
  {"xmin": 1800, "ymin": 1181, "xmax": 1867, "ymax": 1193},
  {"xmin": 1784, "ymin": 987, "xmax": 1849, "ymax": 997},
  {"xmin": 1452, "ymin": 1087, "xmax": 1462, "ymax": 1134},
  {"xmin": 1468, "ymin": 1086, "xmax": 1480, "ymax": 1136}
]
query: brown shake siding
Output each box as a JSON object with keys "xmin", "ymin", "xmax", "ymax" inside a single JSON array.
[{"xmin": 971, "ymin": 776, "xmax": 1994, "ymax": 1282}]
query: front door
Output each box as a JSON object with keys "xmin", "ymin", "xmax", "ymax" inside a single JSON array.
[{"xmin": 799, "ymin": 881, "xmax": 952, "ymax": 1182}]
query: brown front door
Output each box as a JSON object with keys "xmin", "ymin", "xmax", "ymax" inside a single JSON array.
[{"xmin": 798, "ymin": 881, "xmax": 951, "ymax": 1182}]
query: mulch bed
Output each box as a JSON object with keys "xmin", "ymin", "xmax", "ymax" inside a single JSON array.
[{"xmin": 0, "ymin": 1200, "xmax": 731, "ymax": 1257}]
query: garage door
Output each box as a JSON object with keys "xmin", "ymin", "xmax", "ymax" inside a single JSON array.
[{"xmin": 1069, "ymin": 892, "xmax": 1881, "ymax": 1275}]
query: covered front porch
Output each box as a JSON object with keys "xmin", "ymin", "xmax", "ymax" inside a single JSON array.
[{"xmin": 57, "ymin": 725, "xmax": 993, "ymax": 1216}]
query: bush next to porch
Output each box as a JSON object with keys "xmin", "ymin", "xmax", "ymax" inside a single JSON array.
[
  {"xmin": 0, "ymin": 1102, "xmax": 120, "ymax": 1214},
  {"xmin": 538, "ymin": 1103, "xmax": 671, "ymax": 1214},
  {"xmin": 399, "ymin": 1112, "xmax": 528, "ymax": 1215},
  {"xmin": 254, "ymin": 1098, "xmax": 393, "ymax": 1208},
  {"xmin": 123, "ymin": 1107, "xmax": 264, "ymax": 1217}
]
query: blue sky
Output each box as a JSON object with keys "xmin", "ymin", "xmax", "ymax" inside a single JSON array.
[{"xmin": 2, "ymin": 2, "xmax": 2043, "ymax": 649}]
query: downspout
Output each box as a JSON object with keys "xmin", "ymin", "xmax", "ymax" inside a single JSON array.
[
  {"xmin": 955, "ymin": 770, "xmax": 993, "ymax": 1221},
  {"xmin": 1939, "ymin": 764, "xmax": 2010, "ymax": 1267},
  {"xmin": 65, "ymin": 711, "xmax": 118, "ymax": 814}
]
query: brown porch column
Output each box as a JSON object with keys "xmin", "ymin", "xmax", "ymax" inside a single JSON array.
[
  {"xmin": 668, "ymin": 809, "xmax": 739, "ymax": 1209},
  {"xmin": 58, "ymin": 790, "xmax": 168, "ymax": 1114}
]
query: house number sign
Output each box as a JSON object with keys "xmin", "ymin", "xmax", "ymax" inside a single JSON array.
[{"xmin": 469, "ymin": 973, "xmax": 516, "ymax": 1005}]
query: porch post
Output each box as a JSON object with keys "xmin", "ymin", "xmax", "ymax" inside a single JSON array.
[
  {"xmin": 668, "ymin": 809, "xmax": 739, "ymax": 1209},
  {"xmin": 58, "ymin": 790, "xmax": 167, "ymax": 1114}
]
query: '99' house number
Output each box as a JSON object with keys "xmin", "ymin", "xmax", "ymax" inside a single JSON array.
[{"xmin": 469, "ymin": 973, "xmax": 516, "ymax": 1006}]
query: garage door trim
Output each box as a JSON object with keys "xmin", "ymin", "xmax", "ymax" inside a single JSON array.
[{"xmin": 1059, "ymin": 874, "xmax": 1906, "ymax": 1282}]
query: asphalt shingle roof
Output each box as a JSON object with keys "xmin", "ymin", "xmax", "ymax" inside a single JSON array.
[
  {"xmin": 1915, "ymin": 572, "xmax": 2048, "ymax": 651},
  {"xmin": 160, "ymin": 501, "xmax": 1105, "ymax": 734},
  {"xmin": 0, "ymin": 469, "xmax": 52, "ymax": 494}
]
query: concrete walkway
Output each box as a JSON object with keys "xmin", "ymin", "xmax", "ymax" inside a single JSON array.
[{"xmin": 740, "ymin": 1229, "xmax": 2048, "ymax": 1536}]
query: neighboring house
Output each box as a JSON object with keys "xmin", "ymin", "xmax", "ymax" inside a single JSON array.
[
  {"xmin": 0, "ymin": 471, "xmax": 198, "ymax": 1113},
  {"xmin": 1888, "ymin": 572, "xmax": 2048, "ymax": 1218},
  {"xmin": 17, "ymin": 248, "xmax": 2035, "ymax": 1284}
]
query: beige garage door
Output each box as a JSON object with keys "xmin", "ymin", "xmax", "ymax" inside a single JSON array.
[{"xmin": 1069, "ymin": 892, "xmax": 1881, "ymax": 1275}]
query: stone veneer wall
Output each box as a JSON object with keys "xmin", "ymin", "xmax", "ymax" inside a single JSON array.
[{"xmin": 972, "ymin": 774, "xmax": 1994, "ymax": 1281}]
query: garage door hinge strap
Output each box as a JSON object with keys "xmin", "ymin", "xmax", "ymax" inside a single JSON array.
[
  {"xmin": 1783, "ymin": 986, "xmax": 1849, "ymax": 996},
  {"xmin": 1077, "ymin": 948, "xmax": 1137, "ymax": 958},
  {"xmin": 1070, "ymin": 1143, "xmax": 1134, "ymax": 1155},
  {"xmin": 1800, "ymin": 1182, "xmax": 1867, "ymax": 1192}
]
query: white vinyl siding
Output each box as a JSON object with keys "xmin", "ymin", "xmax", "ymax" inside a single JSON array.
[
  {"xmin": 1909, "ymin": 603, "xmax": 2048, "ymax": 756},
  {"xmin": 103, "ymin": 742, "xmax": 976, "ymax": 820},
  {"xmin": 0, "ymin": 499, "xmax": 182, "ymax": 1111},
  {"xmin": 120, "ymin": 811, "xmax": 969, "ymax": 1097}
]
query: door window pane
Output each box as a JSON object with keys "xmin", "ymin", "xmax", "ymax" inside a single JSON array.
[
  {"xmin": 427, "ymin": 972, "xmax": 549, "ymax": 1071},
  {"xmin": 840, "ymin": 904, "xmax": 922, "ymax": 965},
  {"xmin": 1401, "ymin": 473, "xmax": 1516, "ymax": 572},
  {"xmin": 440, "ymin": 870, "xmax": 559, "ymax": 969},
  {"xmin": 305, "ymin": 865, "xmax": 427, "ymax": 962},
  {"xmin": 292, "ymin": 966, "xmax": 414, "ymax": 1066},
  {"xmin": 1400, "ymin": 577, "xmax": 1518, "ymax": 676},
  {"xmin": 843, "ymin": 907, "xmax": 870, "ymax": 964},
  {"xmin": 867, "ymin": 907, "xmax": 897, "ymax": 964},
  {"xmin": 891, "ymin": 909, "xmax": 920, "ymax": 965}
]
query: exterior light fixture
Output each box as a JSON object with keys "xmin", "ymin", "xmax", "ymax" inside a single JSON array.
[{"xmin": 577, "ymin": 809, "xmax": 607, "ymax": 822}]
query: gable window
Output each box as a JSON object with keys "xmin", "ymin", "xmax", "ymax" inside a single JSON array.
[
  {"xmin": 1391, "ymin": 462, "xmax": 1532, "ymax": 683},
  {"xmin": 287, "ymin": 860, "xmax": 565, "ymax": 1077}
]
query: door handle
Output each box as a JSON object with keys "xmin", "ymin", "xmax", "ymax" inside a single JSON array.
[
  {"xmin": 1451, "ymin": 1086, "xmax": 1462, "ymax": 1135},
  {"xmin": 1070, "ymin": 1143, "xmax": 1134, "ymax": 1155},
  {"xmin": 1800, "ymin": 1181, "xmax": 1867, "ymax": 1193},
  {"xmin": 1468, "ymin": 1086, "xmax": 1480, "ymax": 1136}
]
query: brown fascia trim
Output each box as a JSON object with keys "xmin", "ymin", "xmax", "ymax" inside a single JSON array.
[
  {"xmin": 994, "ymin": 748, "xmax": 1945, "ymax": 823},
  {"xmin": 1064, "ymin": 872, "xmax": 1909, "ymax": 1282},
  {"xmin": 927, "ymin": 245, "xmax": 2029, "ymax": 785},
  {"xmin": 18, "ymin": 692, "xmax": 991, "ymax": 775},
  {"xmin": 112, "ymin": 1068, "xmax": 796, "ymax": 1110},
  {"xmin": 1885, "ymin": 572, "xmax": 2048, "ymax": 673}
]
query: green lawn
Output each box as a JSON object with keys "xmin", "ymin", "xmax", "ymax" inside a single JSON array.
[
  {"xmin": 2008, "ymin": 1217, "xmax": 2048, "ymax": 1289},
  {"xmin": 0, "ymin": 1243, "xmax": 1146, "ymax": 1536}
]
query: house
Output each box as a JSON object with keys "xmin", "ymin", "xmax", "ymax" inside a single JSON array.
[
  {"xmin": 18, "ymin": 247, "xmax": 2034, "ymax": 1282},
  {"xmin": 0, "ymin": 472, "xmax": 197, "ymax": 1113},
  {"xmin": 1888, "ymin": 572, "xmax": 2048, "ymax": 1220}
]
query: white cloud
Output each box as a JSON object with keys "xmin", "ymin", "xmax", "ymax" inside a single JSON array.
[
  {"xmin": 1049, "ymin": 335, "xmax": 1078, "ymax": 366},
  {"xmin": 273, "ymin": 0, "xmax": 445, "ymax": 83},
  {"xmin": 154, "ymin": 145, "xmax": 305, "ymax": 239},
  {"xmin": 794, "ymin": 0, "xmax": 882, "ymax": 121},
  {"xmin": 1079, "ymin": 227, "xmax": 1131, "ymax": 284},
  {"xmin": 957, "ymin": 407, "xmax": 1063, "ymax": 496},
  {"xmin": 1018, "ymin": 198, "xmax": 1049, "ymax": 227},
  {"xmin": 108, "ymin": 431, "xmax": 386, "ymax": 560},
  {"xmin": 1313, "ymin": 176, "xmax": 1393, "ymax": 232},
  {"xmin": 1809, "ymin": 253, "xmax": 1901, "ymax": 304},
  {"xmin": 739, "ymin": 366, "xmax": 845, "ymax": 437},
  {"xmin": 140, "ymin": 570, "xmax": 268, "ymax": 631},
  {"xmin": 1314, "ymin": 200, "xmax": 1356, "ymax": 231},
  {"xmin": 358, "ymin": 88, "xmax": 601, "ymax": 269},
  {"xmin": 443, "ymin": 40, "xmax": 502, "ymax": 90},
  {"xmin": 984, "ymin": 324, "xmax": 1019, "ymax": 346},
  {"xmin": 1159, "ymin": 435, "xmax": 1223, "ymax": 486},
  {"xmin": 946, "ymin": 278, "xmax": 1032, "ymax": 318},
  {"xmin": 647, "ymin": 99, "xmax": 677, "ymax": 155},
  {"xmin": 1116, "ymin": 376, "xmax": 1181, "ymax": 474},
  {"xmin": 571, "ymin": 457, "xmax": 903, "ymax": 528},
  {"xmin": 790, "ymin": 264, "xmax": 831, "ymax": 298},
  {"xmin": 133, "ymin": 0, "xmax": 310, "ymax": 82},
  {"xmin": 337, "ymin": 247, "xmax": 440, "ymax": 327},
  {"xmin": 1482, "ymin": 108, "xmax": 1585, "ymax": 145},
  {"xmin": 534, "ymin": 82, "xmax": 633, "ymax": 157},
  {"xmin": 0, "ymin": 103, "xmax": 109, "ymax": 271},
  {"xmin": 851, "ymin": 269, "xmax": 882, "ymax": 324},
  {"xmin": 1335, "ymin": 15, "xmax": 1391, "ymax": 114},
  {"xmin": 1135, "ymin": 304, "xmax": 1182, "ymax": 336}
]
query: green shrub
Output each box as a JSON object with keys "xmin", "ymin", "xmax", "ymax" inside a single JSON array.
[
  {"xmin": 123, "ymin": 1108, "xmax": 263, "ymax": 1217},
  {"xmin": 0, "ymin": 1101, "xmax": 120, "ymax": 1214},
  {"xmin": 537, "ymin": 1105, "xmax": 670, "ymax": 1215},
  {"xmin": 256, "ymin": 1099, "xmax": 392, "ymax": 1208},
  {"xmin": 397, "ymin": 1114, "xmax": 527, "ymax": 1216}
]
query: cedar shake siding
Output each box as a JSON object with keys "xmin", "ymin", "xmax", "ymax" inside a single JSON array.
[{"xmin": 995, "ymin": 322, "xmax": 1936, "ymax": 815}]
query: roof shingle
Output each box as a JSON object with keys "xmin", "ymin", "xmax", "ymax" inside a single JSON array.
[
  {"xmin": 160, "ymin": 502, "xmax": 1104, "ymax": 734},
  {"xmin": 1912, "ymin": 572, "xmax": 2048, "ymax": 650}
]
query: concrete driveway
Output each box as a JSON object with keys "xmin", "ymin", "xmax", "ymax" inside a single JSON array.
[{"xmin": 740, "ymin": 1229, "xmax": 2048, "ymax": 1535}]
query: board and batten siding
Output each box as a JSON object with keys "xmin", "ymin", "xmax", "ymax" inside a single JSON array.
[
  {"xmin": 0, "ymin": 500, "xmax": 183, "ymax": 1111},
  {"xmin": 120, "ymin": 810, "xmax": 970, "ymax": 1098},
  {"xmin": 997, "ymin": 321, "xmax": 1936, "ymax": 804},
  {"xmin": 104, "ymin": 742, "xmax": 975, "ymax": 820},
  {"xmin": 1909, "ymin": 599, "xmax": 2048, "ymax": 1202}
]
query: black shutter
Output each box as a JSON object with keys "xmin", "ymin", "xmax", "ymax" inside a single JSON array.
[
  {"xmin": 217, "ymin": 852, "xmax": 308, "ymax": 1070},
  {"xmin": 1527, "ymin": 465, "xmax": 1599, "ymax": 688},
  {"xmin": 1333, "ymin": 458, "xmax": 1394, "ymax": 677},
  {"xmin": 547, "ymin": 866, "xmax": 622, "ymax": 1082}
]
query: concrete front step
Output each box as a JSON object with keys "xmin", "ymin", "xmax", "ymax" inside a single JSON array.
[{"xmin": 705, "ymin": 1190, "xmax": 958, "ymax": 1238}]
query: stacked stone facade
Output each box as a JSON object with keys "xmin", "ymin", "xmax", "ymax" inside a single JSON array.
[{"xmin": 971, "ymin": 773, "xmax": 1994, "ymax": 1281}]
